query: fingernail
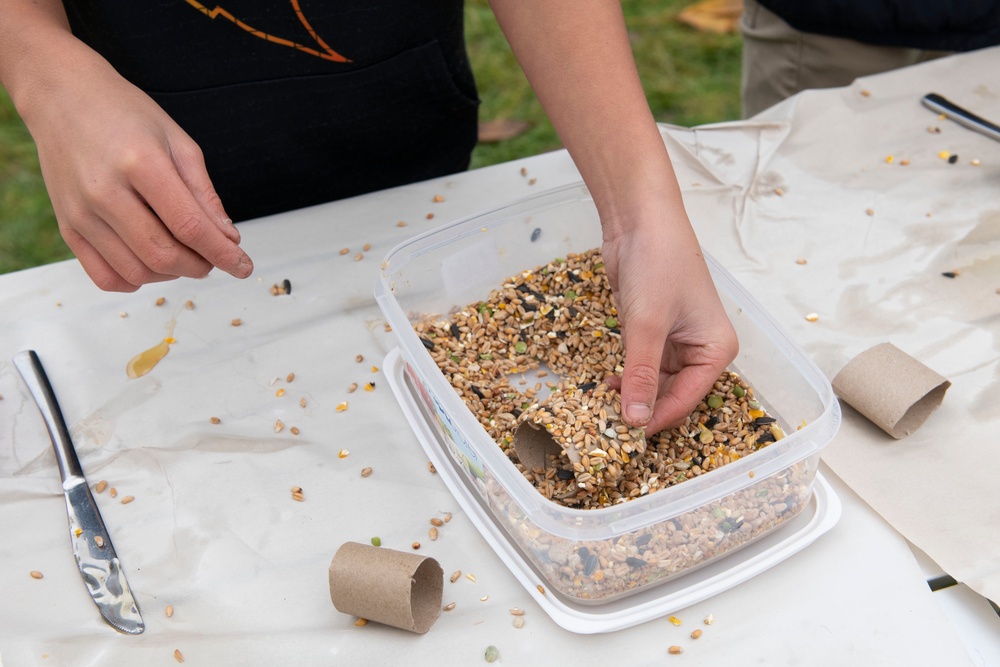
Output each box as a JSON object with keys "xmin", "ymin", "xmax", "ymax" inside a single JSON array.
[
  {"xmin": 234, "ymin": 253, "xmax": 253, "ymax": 278},
  {"xmin": 625, "ymin": 403, "xmax": 651, "ymax": 425}
]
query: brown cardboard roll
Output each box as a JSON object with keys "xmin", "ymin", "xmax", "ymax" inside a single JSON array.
[
  {"xmin": 832, "ymin": 342, "xmax": 951, "ymax": 439},
  {"xmin": 328, "ymin": 542, "xmax": 443, "ymax": 634}
]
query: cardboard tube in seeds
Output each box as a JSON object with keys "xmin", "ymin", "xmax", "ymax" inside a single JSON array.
[
  {"xmin": 832, "ymin": 342, "xmax": 951, "ymax": 439},
  {"xmin": 328, "ymin": 542, "xmax": 443, "ymax": 634}
]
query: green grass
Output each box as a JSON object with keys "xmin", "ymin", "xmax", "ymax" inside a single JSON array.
[{"xmin": 0, "ymin": 0, "xmax": 740, "ymax": 274}]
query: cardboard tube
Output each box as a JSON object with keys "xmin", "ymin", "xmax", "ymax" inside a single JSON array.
[
  {"xmin": 328, "ymin": 542, "xmax": 443, "ymax": 634},
  {"xmin": 512, "ymin": 420, "xmax": 580, "ymax": 472},
  {"xmin": 832, "ymin": 342, "xmax": 951, "ymax": 439}
]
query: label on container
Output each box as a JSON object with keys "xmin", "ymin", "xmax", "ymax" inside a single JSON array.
[{"xmin": 404, "ymin": 362, "xmax": 489, "ymax": 500}]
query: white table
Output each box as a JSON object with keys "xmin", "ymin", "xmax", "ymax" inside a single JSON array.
[{"xmin": 2, "ymin": 50, "xmax": 999, "ymax": 665}]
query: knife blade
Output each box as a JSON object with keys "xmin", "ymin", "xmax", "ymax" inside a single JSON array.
[
  {"xmin": 13, "ymin": 350, "xmax": 145, "ymax": 635},
  {"xmin": 921, "ymin": 92, "xmax": 1000, "ymax": 143}
]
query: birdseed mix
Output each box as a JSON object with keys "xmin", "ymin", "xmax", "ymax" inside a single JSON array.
[{"xmin": 411, "ymin": 247, "xmax": 814, "ymax": 600}]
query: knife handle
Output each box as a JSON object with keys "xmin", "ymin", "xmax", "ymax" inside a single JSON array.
[
  {"xmin": 13, "ymin": 350, "xmax": 86, "ymax": 486},
  {"xmin": 921, "ymin": 92, "xmax": 1000, "ymax": 143}
]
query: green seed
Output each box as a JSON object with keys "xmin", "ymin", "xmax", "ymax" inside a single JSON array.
[
  {"xmin": 514, "ymin": 341, "xmax": 527, "ymax": 354},
  {"xmin": 480, "ymin": 353, "xmax": 493, "ymax": 360},
  {"xmin": 485, "ymin": 646, "xmax": 500, "ymax": 663},
  {"xmin": 593, "ymin": 262, "xmax": 604, "ymax": 269},
  {"xmin": 605, "ymin": 317, "xmax": 618, "ymax": 328},
  {"xmin": 732, "ymin": 385, "xmax": 745, "ymax": 398},
  {"xmin": 477, "ymin": 303, "xmax": 488, "ymax": 314},
  {"xmin": 707, "ymin": 394, "xmax": 723, "ymax": 409},
  {"xmin": 371, "ymin": 537, "xmax": 381, "ymax": 547},
  {"xmin": 749, "ymin": 399, "xmax": 762, "ymax": 410},
  {"xmin": 564, "ymin": 290, "xmax": 577, "ymax": 301}
]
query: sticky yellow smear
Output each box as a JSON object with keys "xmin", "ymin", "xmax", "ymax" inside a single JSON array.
[{"xmin": 126, "ymin": 320, "xmax": 177, "ymax": 379}]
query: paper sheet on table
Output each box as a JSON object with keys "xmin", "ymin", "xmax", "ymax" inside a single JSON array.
[{"xmin": 661, "ymin": 51, "xmax": 1000, "ymax": 604}]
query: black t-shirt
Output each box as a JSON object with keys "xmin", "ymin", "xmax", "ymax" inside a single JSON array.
[{"xmin": 62, "ymin": 1, "xmax": 480, "ymax": 221}]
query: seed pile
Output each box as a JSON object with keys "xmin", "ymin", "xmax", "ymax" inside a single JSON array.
[{"xmin": 413, "ymin": 248, "xmax": 784, "ymax": 510}]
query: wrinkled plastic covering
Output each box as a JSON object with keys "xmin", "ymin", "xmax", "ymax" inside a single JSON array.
[{"xmin": 3, "ymin": 46, "xmax": 998, "ymax": 663}]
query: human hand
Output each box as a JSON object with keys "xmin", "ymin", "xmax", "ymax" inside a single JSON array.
[
  {"xmin": 602, "ymin": 217, "xmax": 738, "ymax": 434},
  {"xmin": 21, "ymin": 43, "xmax": 252, "ymax": 292}
]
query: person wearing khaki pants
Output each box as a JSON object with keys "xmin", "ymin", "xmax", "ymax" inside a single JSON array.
[{"xmin": 740, "ymin": 0, "xmax": 957, "ymax": 118}]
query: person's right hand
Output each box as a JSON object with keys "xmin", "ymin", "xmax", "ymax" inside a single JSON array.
[{"xmin": 20, "ymin": 39, "xmax": 253, "ymax": 292}]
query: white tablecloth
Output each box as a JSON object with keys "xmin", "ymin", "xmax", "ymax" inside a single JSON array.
[{"xmin": 2, "ymin": 48, "xmax": 999, "ymax": 666}]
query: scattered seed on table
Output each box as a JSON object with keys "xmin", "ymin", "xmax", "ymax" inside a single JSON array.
[
  {"xmin": 942, "ymin": 271, "xmax": 958, "ymax": 278},
  {"xmin": 928, "ymin": 126, "xmax": 941, "ymax": 134},
  {"xmin": 286, "ymin": 372, "xmax": 295, "ymax": 382},
  {"xmin": 30, "ymin": 571, "xmax": 43, "ymax": 579},
  {"xmin": 412, "ymin": 541, "xmax": 421, "ymax": 550},
  {"xmin": 948, "ymin": 154, "xmax": 959, "ymax": 164},
  {"xmin": 884, "ymin": 155, "xmax": 894, "ymax": 164},
  {"xmin": 282, "ymin": 278, "xmax": 292, "ymax": 295},
  {"xmin": 383, "ymin": 323, "xmax": 392, "ymax": 332},
  {"xmin": 466, "ymin": 573, "xmax": 477, "ymax": 583},
  {"xmin": 361, "ymin": 467, "xmax": 373, "ymax": 477},
  {"xmin": 155, "ymin": 297, "xmax": 166, "ymax": 306},
  {"xmin": 95, "ymin": 480, "xmax": 108, "ymax": 493},
  {"xmin": 370, "ymin": 365, "xmax": 379, "ymax": 373},
  {"xmin": 901, "ymin": 158, "xmax": 910, "ymax": 166},
  {"xmin": 428, "ymin": 462, "xmax": 436, "ymax": 474},
  {"xmin": 691, "ymin": 629, "xmax": 703, "ymax": 639},
  {"xmin": 339, "ymin": 248, "xmax": 350, "ymax": 255},
  {"xmin": 530, "ymin": 228, "xmax": 541, "ymax": 242},
  {"xmin": 174, "ymin": 649, "xmax": 185, "ymax": 663},
  {"xmin": 668, "ymin": 646, "xmax": 683, "ymax": 655},
  {"xmin": 450, "ymin": 570, "xmax": 462, "ymax": 583},
  {"xmin": 110, "ymin": 488, "xmax": 118, "ymax": 499},
  {"xmin": 276, "ymin": 388, "xmax": 285, "ymax": 397},
  {"xmin": 338, "ymin": 449, "xmax": 350, "ymax": 458},
  {"xmin": 429, "ymin": 527, "xmax": 439, "ymax": 541},
  {"xmin": 426, "ymin": 213, "xmax": 434, "ymax": 220},
  {"xmin": 860, "ymin": 89, "xmax": 871, "ymax": 97},
  {"xmin": 354, "ymin": 253, "xmax": 364, "ymax": 262},
  {"xmin": 480, "ymin": 595, "xmax": 489, "ymax": 602},
  {"xmin": 119, "ymin": 311, "xmax": 128, "ymax": 318},
  {"xmin": 939, "ymin": 150, "xmax": 951, "ymax": 160},
  {"xmin": 485, "ymin": 645, "xmax": 499, "ymax": 663},
  {"xmin": 805, "ymin": 313, "xmax": 819, "ymax": 322},
  {"xmin": 704, "ymin": 613, "xmax": 715, "ymax": 625},
  {"xmin": 509, "ymin": 607, "xmax": 524, "ymax": 616},
  {"xmin": 433, "ymin": 195, "xmax": 445, "ymax": 203},
  {"xmin": 364, "ymin": 382, "xmax": 375, "ymax": 392},
  {"xmin": 274, "ymin": 419, "xmax": 285, "ymax": 433},
  {"xmin": 166, "ymin": 605, "xmax": 174, "ymax": 618},
  {"xmin": 354, "ymin": 618, "xmax": 368, "ymax": 626},
  {"xmin": 290, "ymin": 426, "xmax": 300, "ymax": 435},
  {"xmin": 75, "ymin": 528, "xmax": 83, "ymax": 537},
  {"xmin": 972, "ymin": 158, "xmax": 982, "ymax": 166},
  {"xmin": 443, "ymin": 602, "xmax": 456, "ymax": 612},
  {"xmin": 210, "ymin": 416, "xmax": 221, "ymax": 424},
  {"xmin": 371, "ymin": 536, "xmax": 381, "ymax": 546},
  {"xmin": 300, "ymin": 397, "xmax": 307, "ymax": 408},
  {"xmin": 442, "ymin": 512, "xmax": 453, "ymax": 523},
  {"xmin": 397, "ymin": 220, "xmax": 408, "ymax": 227},
  {"xmin": 774, "ymin": 187, "xmax": 784, "ymax": 196},
  {"xmin": 184, "ymin": 300, "xmax": 195, "ymax": 310},
  {"xmin": 795, "ymin": 258, "xmax": 807, "ymax": 265},
  {"xmin": 94, "ymin": 535, "xmax": 105, "ymax": 548},
  {"xmin": 336, "ymin": 402, "xmax": 349, "ymax": 412},
  {"xmin": 865, "ymin": 207, "xmax": 874, "ymax": 216},
  {"xmin": 537, "ymin": 585, "xmax": 545, "ymax": 595},
  {"xmin": 430, "ymin": 517, "xmax": 444, "ymax": 527},
  {"xmin": 355, "ymin": 354, "xmax": 364, "ymax": 363},
  {"xmin": 363, "ymin": 243, "xmax": 372, "ymax": 251},
  {"xmin": 292, "ymin": 491, "xmax": 305, "ymax": 502},
  {"xmin": 520, "ymin": 167, "xmax": 528, "ymax": 176},
  {"xmin": 528, "ymin": 178, "xmax": 537, "ymax": 185}
]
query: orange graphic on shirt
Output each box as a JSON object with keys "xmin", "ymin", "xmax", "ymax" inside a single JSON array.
[{"xmin": 185, "ymin": 0, "xmax": 351, "ymax": 62}]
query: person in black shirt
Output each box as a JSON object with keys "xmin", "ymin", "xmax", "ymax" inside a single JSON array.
[{"xmin": 0, "ymin": 0, "xmax": 739, "ymax": 435}]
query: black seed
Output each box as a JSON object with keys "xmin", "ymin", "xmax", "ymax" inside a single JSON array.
[
  {"xmin": 577, "ymin": 382, "xmax": 597, "ymax": 393},
  {"xmin": 609, "ymin": 327, "xmax": 621, "ymax": 335},
  {"xmin": 692, "ymin": 455, "xmax": 703, "ymax": 466},
  {"xmin": 512, "ymin": 408, "xmax": 522, "ymax": 418},
  {"xmin": 546, "ymin": 309, "xmax": 556, "ymax": 321},
  {"xmin": 753, "ymin": 416, "xmax": 777, "ymax": 426},
  {"xmin": 625, "ymin": 556, "xmax": 647, "ymax": 568},
  {"xmin": 567, "ymin": 306, "xmax": 578, "ymax": 317},
  {"xmin": 450, "ymin": 323, "xmax": 462, "ymax": 339},
  {"xmin": 577, "ymin": 547, "xmax": 591, "ymax": 560},
  {"xmin": 757, "ymin": 431, "xmax": 776, "ymax": 444},
  {"xmin": 704, "ymin": 416, "xmax": 719, "ymax": 429},
  {"xmin": 556, "ymin": 469, "xmax": 575, "ymax": 480},
  {"xmin": 530, "ymin": 227, "xmax": 542, "ymax": 242},
  {"xmin": 516, "ymin": 284, "xmax": 531, "ymax": 293},
  {"xmin": 471, "ymin": 385, "xmax": 485, "ymax": 399},
  {"xmin": 566, "ymin": 271, "xmax": 581, "ymax": 283},
  {"xmin": 941, "ymin": 271, "xmax": 957, "ymax": 278},
  {"xmin": 522, "ymin": 302, "xmax": 538, "ymax": 312},
  {"xmin": 282, "ymin": 278, "xmax": 292, "ymax": 295},
  {"xmin": 419, "ymin": 337, "xmax": 434, "ymax": 350},
  {"xmin": 635, "ymin": 534, "xmax": 652, "ymax": 547},
  {"xmin": 583, "ymin": 553, "xmax": 599, "ymax": 577},
  {"xmin": 948, "ymin": 154, "xmax": 959, "ymax": 164}
]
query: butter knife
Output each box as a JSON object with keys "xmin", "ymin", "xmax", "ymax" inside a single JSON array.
[
  {"xmin": 13, "ymin": 350, "xmax": 145, "ymax": 635},
  {"xmin": 922, "ymin": 92, "xmax": 1000, "ymax": 143}
]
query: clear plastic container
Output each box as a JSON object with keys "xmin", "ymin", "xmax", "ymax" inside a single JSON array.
[{"xmin": 376, "ymin": 182, "xmax": 841, "ymax": 603}]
